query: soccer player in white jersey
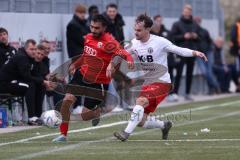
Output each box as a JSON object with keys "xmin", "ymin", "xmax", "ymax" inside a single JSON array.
[{"xmin": 113, "ymin": 14, "xmax": 207, "ymax": 141}]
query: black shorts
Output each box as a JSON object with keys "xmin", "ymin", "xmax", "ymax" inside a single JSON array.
[{"xmin": 68, "ymin": 71, "xmax": 109, "ymax": 110}]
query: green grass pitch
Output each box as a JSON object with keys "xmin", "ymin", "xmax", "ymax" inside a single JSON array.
[{"xmin": 0, "ymin": 95, "xmax": 240, "ymax": 160}]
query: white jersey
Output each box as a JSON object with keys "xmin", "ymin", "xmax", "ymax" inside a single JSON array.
[{"xmin": 128, "ymin": 34, "xmax": 194, "ymax": 84}]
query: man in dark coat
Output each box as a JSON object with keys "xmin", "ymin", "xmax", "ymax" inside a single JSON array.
[
  {"xmin": 66, "ymin": 4, "xmax": 90, "ymax": 58},
  {"xmin": 102, "ymin": 3, "xmax": 125, "ymax": 42},
  {"xmin": 0, "ymin": 27, "xmax": 17, "ymax": 69},
  {"xmin": 170, "ymin": 4, "xmax": 201, "ymax": 101}
]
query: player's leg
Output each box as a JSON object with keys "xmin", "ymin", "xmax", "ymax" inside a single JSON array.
[
  {"xmin": 113, "ymin": 96, "xmax": 148, "ymax": 141},
  {"xmin": 71, "ymin": 106, "xmax": 100, "ymax": 120},
  {"xmin": 70, "ymin": 84, "xmax": 110, "ymax": 126},
  {"xmin": 52, "ymin": 93, "xmax": 76, "ymax": 142},
  {"xmin": 114, "ymin": 83, "xmax": 172, "ymax": 141},
  {"xmin": 139, "ymin": 113, "xmax": 172, "ymax": 140},
  {"xmin": 139, "ymin": 84, "xmax": 172, "ymax": 139}
]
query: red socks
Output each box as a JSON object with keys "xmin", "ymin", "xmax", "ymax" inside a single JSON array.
[{"xmin": 60, "ymin": 122, "xmax": 69, "ymax": 136}]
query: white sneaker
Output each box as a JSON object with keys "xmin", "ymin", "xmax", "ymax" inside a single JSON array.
[
  {"xmin": 29, "ymin": 116, "xmax": 38, "ymax": 122},
  {"xmin": 172, "ymin": 94, "xmax": 179, "ymax": 101},
  {"xmin": 112, "ymin": 106, "xmax": 124, "ymax": 112},
  {"xmin": 72, "ymin": 106, "xmax": 83, "ymax": 114},
  {"xmin": 167, "ymin": 94, "xmax": 179, "ymax": 102}
]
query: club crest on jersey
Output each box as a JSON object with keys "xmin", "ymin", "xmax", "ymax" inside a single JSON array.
[
  {"xmin": 148, "ymin": 47, "xmax": 153, "ymax": 54},
  {"xmin": 97, "ymin": 42, "xmax": 103, "ymax": 48},
  {"xmin": 104, "ymin": 42, "xmax": 117, "ymax": 53}
]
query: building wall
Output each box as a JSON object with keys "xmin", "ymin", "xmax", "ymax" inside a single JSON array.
[
  {"xmin": 0, "ymin": 0, "xmax": 222, "ymax": 19},
  {"xmin": 219, "ymin": 0, "xmax": 240, "ymax": 21}
]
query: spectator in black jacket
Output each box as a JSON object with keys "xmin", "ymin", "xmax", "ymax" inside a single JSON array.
[
  {"xmin": 0, "ymin": 39, "xmax": 52, "ymax": 97},
  {"xmin": 87, "ymin": 5, "xmax": 99, "ymax": 27},
  {"xmin": 67, "ymin": 4, "xmax": 90, "ymax": 58},
  {"xmin": 170, "ymin": 4, "xmax": 201, "ymax": 101},
  {"xmin": 229, "ymin": 17, "xmax": 240, "ymax": 85},
  {"xmin": 0, "ymin": 27, "xmax": 17, "ymax": 69},
  {"xmin": 213, "ymin": 37, "xmax": 240, "ymax": 93},
  {"xmin": 151, "ymin": 15, "xmax": 180, "ymax": 102},
  {"xmin": 194, "ymin": 16, "xmax": 220, "ymax": 94},
  {"xmin": 25, "ymin": 44, "xmax": 49, "ymax": 125},
  {"xmin": 102, "ymin": 3, "xmax": 125, "ymax": 42},
  {"xmin": 150, "ymin": 15, "xmax": 170, "ymax": 38},
  {"xmin": 230, "ymin": 17, "xmax": 240, "ymax": 57}
]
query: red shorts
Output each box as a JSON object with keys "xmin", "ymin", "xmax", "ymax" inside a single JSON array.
[{"xmin": 139, "ymin": 83, "xmax": 172, "ymax": 114}]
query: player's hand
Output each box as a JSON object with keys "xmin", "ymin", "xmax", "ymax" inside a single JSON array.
[
  {"xmin": 69, "ymin": 64, "xmax": 76, "ymax": 75},
  {"xmin": 193, "ymin": 51, "xmax": 208, "ymax": 62},
  {"xmin": 106, "ymin": 62, "xmax": 116, "ymax": 78},
  {"xmin": 127, "ymin": 61, "xmax": 134, "ymax": 70},
  {"xmin": 43, "ymin": 80, "xmax": 56, "ymax": 90}
]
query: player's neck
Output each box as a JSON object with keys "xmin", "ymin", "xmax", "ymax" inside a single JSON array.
[{"xmin": 140, "ymin": 34, "xmax": 150, "ymax": 43}]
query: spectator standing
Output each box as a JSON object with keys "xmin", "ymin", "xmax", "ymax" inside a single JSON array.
[
  {"xmin": 230, "ymin": 17, "xmax": 240, "ymax": 58},
  {"xmin": 194, "ymin": 16, "xmax": 220, "ymax": 94},
  {"xmin": 213, "ymin": 37, "xmax": 240, "ymax": 93},
  {"xmin": 151, "ymin": 15, "xmax": 180, "ymax": 101},
  {"xmin": 170, "ymin": 4, "xmax": 201, "ymax": 101},
  {"xmin": 67, "ymin": 4, "xmax": 90, "ymax": 58},
  {"xmin": 0, "ymin": 27, "xmax": 17, "ymax": 69},
  {"xmin": 87, "ymin": 5, "xmax": 99, "ymax": 26},
  {"xmin": 102, "ymin": 3, "xmax": 125, "ymax": 42},
  {"xmin": 230, "ymin": 17, "xmax": 240, "ymax": 92}
]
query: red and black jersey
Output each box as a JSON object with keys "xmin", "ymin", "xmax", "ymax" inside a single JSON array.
[{"xmin": 72, "ymin": 32, "xmax": 133, "ymax": 84}]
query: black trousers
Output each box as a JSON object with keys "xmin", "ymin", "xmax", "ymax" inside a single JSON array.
[
  {"xmin": 25, "ymin": 82, "xmax": 46, "ymax": 118},
  {"xmin": 173, "ymin": 57, "xmax": 195, "ymax": 94},
  {"xmin": 0, "ymin": 81, "xmax": 29, "ymax": 96}
]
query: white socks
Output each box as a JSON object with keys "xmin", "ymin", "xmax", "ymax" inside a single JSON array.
[
  {"xmin": 142, "ymin": 116, "xmax": 164, "ymax": 129},
  {"xmin": 124, "ymin": 105, "xmax": 144, "ymax": 134}
]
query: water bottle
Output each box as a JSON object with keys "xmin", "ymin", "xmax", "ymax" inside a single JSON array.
[{"xmin": 0, "ymin": 107, "xmax": 8, "ymax": 128}]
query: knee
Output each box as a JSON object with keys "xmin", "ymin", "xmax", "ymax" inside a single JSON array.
[
  {"xmin": 64, "ymin": 93, "xmax": 76, "ymax": 102},
  {"xmin": 136, "ymin": 96, "xmax": 149, "ymax": 107}
]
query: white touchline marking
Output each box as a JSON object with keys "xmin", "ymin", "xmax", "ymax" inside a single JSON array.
[
  {"xmin": 0, "ymin": 121, "xmax": 127, "ymax": 147},
  {"xmin": 1, "ymin": 100, "xmax": 240, "ymax": 148},
  {"xmin": 5, "ymin": 111, "xmax": 240, "ymax": 160},
  {"xmin": 17, "ymin": 138, "xmax": 240, "ymax": 143},
  {"xmin": 163, "ymin": 100, "xmax": 240, "ymax": 116},
  {"xmin": 128, "ymin": 139, "xmax": 240, "ymax": 142}
]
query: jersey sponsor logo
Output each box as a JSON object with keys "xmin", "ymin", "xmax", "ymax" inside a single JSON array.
[
  {"xmin": 84, "ymin": 46, "xmax": 97, "ymax": 56},
  {"xmin": 138, "ymin": 55, "xmax": 154, "ymax": 62}
]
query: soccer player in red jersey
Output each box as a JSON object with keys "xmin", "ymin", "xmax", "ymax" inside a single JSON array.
[{"xmin": 52, "ymin": 15, "xmax": 133, "ymax": 142}]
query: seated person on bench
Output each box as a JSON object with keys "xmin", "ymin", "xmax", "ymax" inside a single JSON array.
[{"xmin": 0, "ymin": 39, "xmax": 53, "ymax": 97}]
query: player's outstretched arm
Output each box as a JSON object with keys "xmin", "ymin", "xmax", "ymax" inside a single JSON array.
[{"xmin": 164, "ymin": 44, "xmax": 208, "ymax": 61}]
